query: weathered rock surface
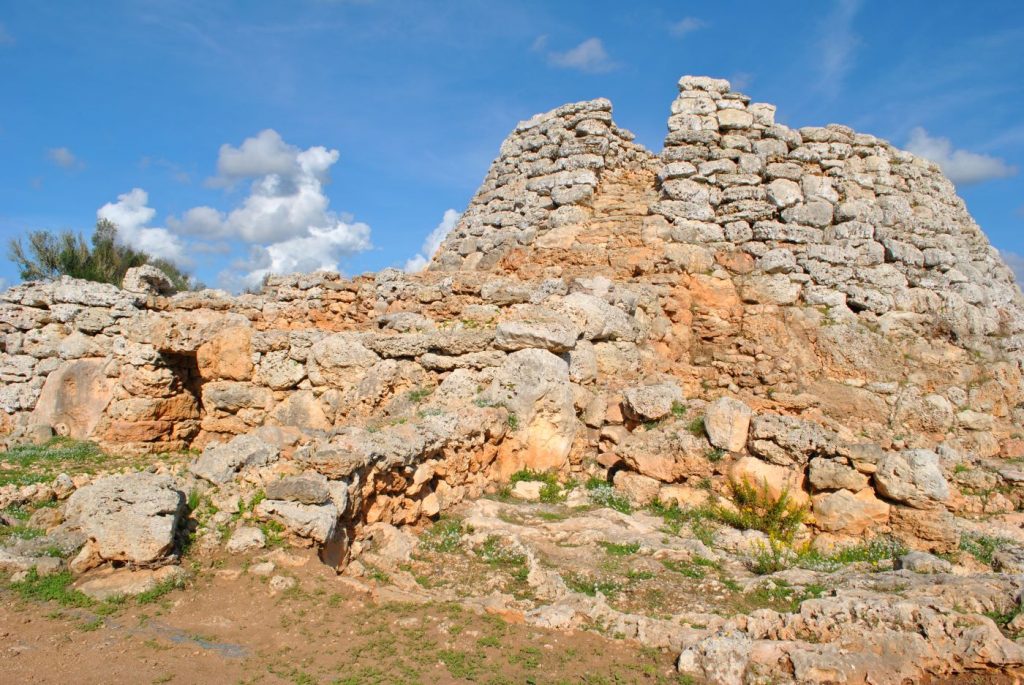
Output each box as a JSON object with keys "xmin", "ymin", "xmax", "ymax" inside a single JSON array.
[{"xmin": 64, "ymin": 473, "xmax": 184, "ymax": 567}]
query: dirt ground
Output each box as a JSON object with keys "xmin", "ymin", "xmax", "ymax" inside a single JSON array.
[{"xmin": 0, "ymin": 555, "xmax": 688, "ymax": 685}]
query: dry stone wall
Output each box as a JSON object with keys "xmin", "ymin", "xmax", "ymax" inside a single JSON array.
[{"xmin": 3, "ymin": 74, "xmax": 1024, "ymax": 568}]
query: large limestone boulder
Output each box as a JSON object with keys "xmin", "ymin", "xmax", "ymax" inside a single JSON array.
[
  {"xmin": 618, "ymin": 427, "xmax": 712, "ymax": 483},
  {"xmin": 30, "ymin": 358, "xmax": 114, "ymax": 439},
  {"xmin": 874, "ymin": 449, "xmax": 949, "ymax": 508},
  {"xmin": 558, "ymin": 292, "xmax": 636, "ymax": 341},
  {"xmin": 64, "ymin": 473, "xmax": 184, "ymax": 567},
  {"xmin": 265, "ymin": 473, "xmax": 330, "ymax": 505},
  {"xmin": 621, "ymin": 382, "xmax": 684, "ymax": 423},
  {"xmin": 484, "ymin": 348, "xmax": 577, "ymax": 477},
  {"xmin": 255, "ymin": 499, "xmax": 338, "ymax": 543},
  {"xmin": 494, "ymin": 317, "xmax": 580, "ymax": 353},
  {"xmin": 190, "ymin": 433, "xmax": 279, "ymax": 484},
  {"xmin": 306, "ymin": 333, "xmax": 379, "ymax": 387},
  {"xmin": 812, "ymin": 488, "xmax": 889, "ymax": 534},
  {"xmin": 704, "ymin": 397, "xmax": 752, "ymax": 452}
]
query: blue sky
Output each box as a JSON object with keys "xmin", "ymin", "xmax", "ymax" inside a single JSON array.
[{"xmin": 0, "ymin": 1, "xmax": 1022, "ymax": 290}]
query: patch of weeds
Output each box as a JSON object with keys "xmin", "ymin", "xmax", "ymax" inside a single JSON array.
[
  {"xmin": 705, "ymin": 448, "xmax": 726, "ymax": 463},
  {"xmin": 419, "ymin": 517, "xmax": 464, "ymax": 553},
  {"xmin": 536, "ymin": 511, "xmax": 568, "ymax": 522},
  {"xmin": 365, "ymin": 565, "xmax": 391, "ymax": 584},
  {"xmin": 136, "ymin": 575, "xmax": 185, "ymax": 604},
  {"xmin": 598, "ymin": 541, "xmax": 640, "ymax": 556},
  {"xmin": 661, "ymin": 559, "xmax": 705, "ymax": 579},
  {"xmin": 740, "ymin": 580, "xmax": 827, "ymax": 614},
  {"xmin": 960, "ymin": 533, "xmax": 1014, "ymax": 567},
  {"xmin": 0, "ymin": 437, "xmax": 107, "ymax": 487},
  {"xmin": 508, "ymin": 469, "xmax": 566, "ymax": 503},
  {"xmin": 506, "ymin": 413, "xmax": 520, "ymax": 430},
  {"xmin": 985, "ymin": 605, "xmax": 1024, "ymax": 637},
  {"xmin": 259, "ymin": 519, "xmax": 287, "ymax": 548},
  {"xmin": 749, "ymin": 538, "xmax": 794, "ymax": 575},
  {"xmin": 587, "ymin": 484, "xmax": 632, "ymax": 514},
  {"xmin": 475, "ymin": 535, "xmax": 529, "ymax": 582},
  {"xmin": 11, "ymin": 569, "xmax": 93, "ymax": 608},
  {"xmin": 563, "ymin": 572, "xmax": 622, "ymax": 597},
  {"xmin": 686, "ymin": 417, "xmax": 705, "ymax": 437},
  {"xmin": 406, "ymin": 387, "xmax": 434, "ymax": 403},
  {"xmin": 711, "ymin": 478, "xmax": 807, "ymax": 543},
  {"xmin": 671, "ymin": 401, "xmax": 686, "ymax": 418},
  {"xmin": 795, "ymin": 537, "xmax": 906, "ymax": 573},
  {"xmin": 79, "ymin": 617, "xmax": 104, "ymax": 631},
  {"xmin": 0, "ymin": 523, "xmax": 45, "ymax": 542},
  {"xmin": 438, "ymin": 649, "xmax": 485, "ymax": 679},
  {"xmin": 647, "ymin": 500, "xmax": 716, "ymax": 545}
]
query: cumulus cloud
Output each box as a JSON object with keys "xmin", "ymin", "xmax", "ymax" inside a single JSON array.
[
  {"xmin": 670, "ymin": 17, "xmax": 705, "ymax": 37},
  {"xmin": 906, "ymin": 127, "xmax": 1018, "ymax": 186},
  {"xmin": 169, "ymin": 129, "xmax": 372, "ymax": 286},
  {"xmin": 817, "ymin": 0, "xmax": 861, "ymax": 95},
  {"xmin": 97, "ymin": 188, "xmax": 189, "ymax": 265},
  {"xmin": 47, "ymin": 147, "xmax": 83, "ymax": 170},
  {"xmin": 546, "ymin": 38, "xmax": 617, "ymax": 74},
  {"xmin": 404, "ymin": 209, "xmax": 460, "ymax": 273}
]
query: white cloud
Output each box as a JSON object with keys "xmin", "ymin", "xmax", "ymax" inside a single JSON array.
[
  {"xmin": 817, "ymin": 0, "xmax": 861, "ymax": 95},
  {"xmin": 209, "ymin": 129, "xmax": 303, "ymax": 185},
  {"xmin": 546, "ymin": 38, "xmax": 617, "ymax": 74},
  {"xmin": 47, "ymin": 147, "xmax": 83, "ymax": 169},
  {"xmin": 97, "ymin": 188, "xmax": 189, "ymax": 265},
  {"xmin": 1001, "ymin": 251, "xmax": 1024, "ymax": 284},
  {"xmin": 0, "ymin": 23, "xmax": 13, "ymax": 46},
  {"xmin": 670, "ymin": 17, "xmax": 705, "ymax": 37},
  {"xmin": 171, "ymin": 129, "xmax": 372, "ymax": 286},
  {"xmin": 404, "ymin": 209, "xmax": 460, "ymax": 272},
  {"xmin": 906, "ymin": 127, "xmax": 1018, "ymax": 185}
]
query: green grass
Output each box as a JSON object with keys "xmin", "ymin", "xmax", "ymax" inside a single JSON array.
[
  {"xmin": 508, "ymin": 469, "xmax": 566, "ymax": 503},
  {"xmin": 598, "ymin": 541, "xmax": 640, "ymax": 556},
  {"xmin": 795, "ymin": 537, "xmax": 907, "ymax": 572},
  {"xmin": 136, "ymin": 575, "xmax": 186, "ymax": 604},
  {"xmin": 960, "ymin": 533, "xmax": 1015, "ymax": 566},
  {"xmin": 0, "ymin": 437, "xmax": 106, "ymax": 487},
  {"xmin": 705, "ymin": 448, "xmax": 726, "ymax": 463},
  {"xmin": 661, "ymin": 559, "xmax": 705, "ymax": 579},
  {"xmin": 10, "ymin": 569, "xmax": 93, "ymax": 607},
  {"xmin": 646, "ymin": 500, "xmax": 715, "ymax": 546},
  {"xmin": 737, "ymin": 580, "xmax": 827, "ymax": 614},
  {"xmin": 406, "ymin": 387, "xmax": 434, "ymax": 403},
  {"xmin": 671, "ymin": 401, "xmax": 686, "ymax": 418}
]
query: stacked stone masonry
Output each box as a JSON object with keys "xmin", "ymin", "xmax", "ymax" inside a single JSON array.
[{"xmin": 3, "ymin": 75, "xmax": 1024, "ymax": 570}]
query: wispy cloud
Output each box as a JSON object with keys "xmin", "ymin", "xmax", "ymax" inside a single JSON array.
[
  {"xmin": 669, "ymin": 17, "xmax": 705, "ymax": 37},
  {"xmin": 46, "ymin": 147, "xmax": 84, "ymax": 170},
  {"xmin": 544, "ymin": 37, "xmax": 617, "ymax": 74},
  {"xmin": 1000, "ymin": 251, "xmax": 1024, "ymax": 283},
  {"xmin": 906, "ymin": 127, "xmax": 1017, "ymax": 186},
  {"xmin": 404, "ymin": 208, "xmax": 460, "ymax": 272},
  {"xmin": 0, "ymin": 23, "xmax": 13, "ymax": 46},
  {"xmin": 817, "ymin": 0, "xmax": 862, "ymax": 96}
]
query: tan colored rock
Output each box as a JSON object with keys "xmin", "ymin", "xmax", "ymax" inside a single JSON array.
[
  {"xmin": 613, "ymin": 471, "xmax": 661, "ymax": 505},
  {"xmin": 658, "ymin": 484, "xmax": 710, "ymax": 509},
  {"xmin": 30, "ymin": 358, "xmax": 114, "ymax": 440},
  {"xmin": 197, "ymin": 325, "xmax": 254, "ymax": 381},
  {"xmin": 729, "ymin": 456, "xmax": 809, "ymax": 507},
  {"xmin": 704, "ymin": 397, "xmax": 752, "ymax": 452},
  {"xmin": 74, "ymin": 565, "xmax": 186, "ymax": 600},
  {"xmin": 812, "ymin": 488, "xmax": 889, "ymax": 535}
]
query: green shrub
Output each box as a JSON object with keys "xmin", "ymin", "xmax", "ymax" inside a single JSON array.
[
  {"xmin": 686, "ymin": 417, "xmax": 705, "ymax": 437},
  {"xmin": 711, "ymin": 478, "xmax": 807, "ymax": 543},
  {"xmin": 588, "ymin": 484, "xmax": 632, "ymax": 514},
  {"xmin": 960, "ymin": 533, "xmax": 1014, "ymax": 566}
]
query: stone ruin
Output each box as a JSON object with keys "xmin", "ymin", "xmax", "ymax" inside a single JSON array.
[{"xmin": 4, "ymin": 75, "xmax": 1024, "ymax": 682}]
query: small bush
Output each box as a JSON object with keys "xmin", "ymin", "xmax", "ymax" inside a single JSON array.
[
  {"xmin": 686, "ymin": 417, "xmax": 705, "ymax": 437},
  {"xmin": 706, "ymin": 448, "xmax": 726, "ymax": 463},
  {"xmin": 588, "ymin": 484, "xmax": 632, "ymax": 514},
  {"xmin": 711, "ymin": 478, "xmax": 807, "ymax": 543},
  {"xmin": 506, "ymin": 413, "xmax": 520, "ymax": 430},
  {"xmin": 749, "ymin": 538, "xmax": 795, "ymax": 575},
  {"xmin": 406, "ymin": 387, "xmax": 434, "ymax": 403},
  {"xmin": 671, "ymin": 401, "xmax": 686, "ymax": 418}
]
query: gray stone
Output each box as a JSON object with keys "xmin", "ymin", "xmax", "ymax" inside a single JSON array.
[
  {"xmin": 226, "ymin": 526, "xmax": 267, "ymax": 554},
  {"xmin": 265, "ymin": 473, "xmax": 330, "ymax": 505},
  {"xmin": 621, "ymin": 383, "xmax": 684, "ymax": 423},
  {"xmin": 190, "ymin": 433, "xmax": 280, "ymax": 484},
  {"xmin": 704, "ymin": 397, "xmax": 752, "ymax": 452},
  {"xmin": 122, "ymin": 265, "xmax": 177, "ymax": 296},
  {"xmin": 255, "ymin": 499, "xmax": 338, "ymax": 543},
  {"xmin": 874, "ymin": 450, "xmax": 950, "ymax": 508},
  {"xmin": 897, "ymin": 551, "xmax": 953, "ymax": 574},
  {"xmin": 64, "ymin": 472, "xmax": 184, "ymax": 566}
]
